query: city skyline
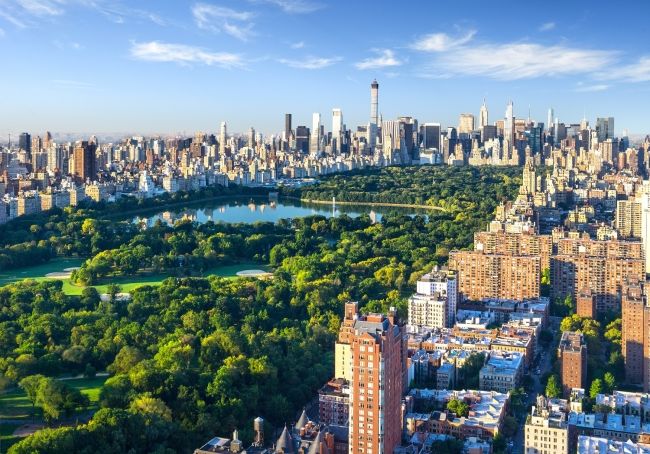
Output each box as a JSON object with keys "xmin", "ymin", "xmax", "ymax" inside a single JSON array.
[{"xmin": 2, "ymin": 0, "xmax": 650, "ymax": 136}]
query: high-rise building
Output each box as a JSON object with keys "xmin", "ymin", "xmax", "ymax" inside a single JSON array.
[
  {"xmin": 72, "ymin": 141, "xmax": 97, "ymax": 183},
  {"xmin": 547, "ymin": 108, "xmax": 554, "ymax": 134},
  {"xmin": 596, "ymin": 117, "xmax": 615, "ymax": 142},
  {"xmin": 340, "ymin": 306, "xmax": 405, "ymax": 454},
  {"xmin": 639, "ymin": 188, "xmax": 650, "ymax": 274},
  {"xmin": 458, "ymin": 113, "xmax": 475, "ymax": 135},
  {"xmin": 622, "ymin": 281, "xmax": 650, "ymax": 390},
  {"xmin": 310, "ymin": 113, "xmax": 321, "ymax": 153},
  {"xmin": 412, "ymin": 266, "xmax": 458, "ymax": 326},
  {"xmin": 295, "ymin": 126, "xmax": 310, "ymax": 154},
  {"xmin": 479, "ymin": 99, "xmax": 489, "ymax": 128},
  {"xmin": 18, "ymin": 132, "xmax": 31, "ymax": 154},
  {"xmin": 247, "ymin": 127, "xmax": 255, "ymax": 148},
  {"xmin": 421, "ymin": 123, "xmax": 441, "ymax": 150},
  {"xmin": 504, "ymin": 101, "xmax": 515, "ymax": 152},
  {"xmin": 449, "ymin": 250, "xmax": 540, "ymax": 302},
  {"xmin": 369, "ymin": 79, "xmax": 379, "ymax": 150},
  {"xmin": 284, "ymin": 113, "xmax": 292, "ymax": 143},
  {"xmin": 525, "ymin": 125, "xmax": 543, "ymax": 155},
  {"xmin": 558, "ymin": 331, "xmax": 587, "ymax": 396},
  {"xmin": 332, "ymin": 109, "xmax": 343, "ymax": 153},
  {"xmin": 616, "ymin": 200, "xmax": 643, "ymax": 239},
  {"xmin": 219, "ymin": 122, "xmax": 227, "ymax": 155},
  {"xmin": 550, "ymin": 237, "xmax": 644, "ymax": 315}
]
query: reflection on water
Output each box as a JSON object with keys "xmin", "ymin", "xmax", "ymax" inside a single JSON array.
[{"xmin": 132, "ymin": 199, "xmax": 425, "ymax": 228}]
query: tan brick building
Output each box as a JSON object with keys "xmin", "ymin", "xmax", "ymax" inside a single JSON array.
[
  {"xmin": 551, "ymin": 238, "xmax": 644, "ymax": 314},
  {"xmin": 449, "ymin": 251, "xmax": 540, "ymax": 302},
  {"xmin": 474, "ymin": 230, "xmax": 553, "ymax": 270}
]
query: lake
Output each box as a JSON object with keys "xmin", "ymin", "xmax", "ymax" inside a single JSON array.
[{"xmin": 132, "ymin": 197, "xmax": 427, "ymax": 227}]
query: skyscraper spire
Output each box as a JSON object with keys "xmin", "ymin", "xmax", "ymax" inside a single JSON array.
[{"xmin": 479, "ymin": 98, "xmax": 489, "ymax": 128}]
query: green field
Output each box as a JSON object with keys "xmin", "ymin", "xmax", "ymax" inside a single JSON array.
[
  {"xmin": 0, "ymin": 258, "xmax": 85, "ymax": 286},
  {"xmin": 0, "ymin": 376, "xmax": 107, "ymax": 448},
  {"xmin": 0, "ymin": 260, "xmax": 271, "ymax": 295},
  {"xmin": 0, "ymin": 376, "xmax": 106, "ymax": 421}
]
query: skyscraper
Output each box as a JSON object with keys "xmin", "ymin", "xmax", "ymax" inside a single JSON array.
[
  {"xmin": 369, "ymin": 80, "xmax": 379, "ymax": 150},
  {"xmin": 247, "ymin": 127, "xmax": 255, "ymax": 148},
  {"xmin": 219, "ymin": 122, "xmax": 227, "ymax": 155},
  {"xmin": 18, "ymin": 132, "xmax": 31, "ymax": 155},
  {"xmin": 421, "ymin": 123, "xmax": 441, "ymax": 150},
  {"xmin": 295, "ymin": 126, "xmax": 309, "ymax": 153},
  {"xmin": 73, "ymin": 141, "xmax": 97, "ymax": 183},
  {"xmin": 596, "ymin": 117, "xmax": 615, "ymax": 142},
  {"xmin": 479, "ymin": 99, "xmax": 489, "ymax": 128},
  {"xmin": 285, "ymin": 113, "xmax": 292, "ymax": 143},
  {"xmin": 338, "ymin": 304, "xmax": 405, "ymax": 454},
  {"xmin": 310, "ymin": 113, "xmax": 321, "ymax": 153},
  {"xmin": 504, "ymin": 101, "xmax": 514, "ymax": 149},
  {"xmin": 547, "ymin": 108, "xmax": 554, "ymax": 134},
  {"xmin": 458, "ymin": 113, "xmax": 475, "ymax": 135},
  {"xmin": 332, "ymin": 108, "xmax": 343, "ymax": 153}
]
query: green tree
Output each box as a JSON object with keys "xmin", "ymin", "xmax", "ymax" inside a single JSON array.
[
  {"xmin": 590, "ymin": 378, "xmax": 604, "ymax": 399},
  {"xmin": 447, "ymin": 398, "xmax": 470, "ymax": 417},
  {"xmin": 545, "ymin": 375, "xmax": 561, "ymax": 398},
  {"xmin": 19, "ymin": 374, "xmax": 45, "ymax": 422},
  {"xmin": 603, "ymin": 372, "xmax": 616, "ymax": 393}
]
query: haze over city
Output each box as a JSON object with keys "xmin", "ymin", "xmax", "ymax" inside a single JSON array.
[{"xmin": 2, "ymin": 0, "xmax": 650, "ymax": 136}]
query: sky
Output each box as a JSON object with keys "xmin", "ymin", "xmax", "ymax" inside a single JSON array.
[{"xmin": 1, "ymin": 0, "xmax": 650, "ymax": 139}]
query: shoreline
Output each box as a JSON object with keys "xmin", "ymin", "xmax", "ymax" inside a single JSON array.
[
  {"xmin": 104, "ymin": 193, "xmax": 272, "ymax": 220},
  {"xmin": 294, "ymin": 197, "xmax": 447, "ymax": 211}
]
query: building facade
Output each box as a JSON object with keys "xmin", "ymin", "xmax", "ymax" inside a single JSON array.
[{"xmin": 558, "ymin": 331, "xmax": 587, "ymax": 397}]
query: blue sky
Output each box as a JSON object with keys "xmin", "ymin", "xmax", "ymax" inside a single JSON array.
[{"xmin": 1, "ymin": 0, "xmax": 650, "ymax": 138}]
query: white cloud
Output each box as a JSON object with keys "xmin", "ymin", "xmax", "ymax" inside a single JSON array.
[
  {"xmin": 16, "ymin": 0, "xmax": 64, "ymax": 16},
  {"xmin": 249, "ymin": 0, "xmax": 322, "ymax": 14},
  {"xmin": 433, "ymin": 43, "xmax": 616, "ymax": 80},
  {"xmin": 131, "ymin": 41, "xmax": 243, "ymax": 68},
  {"xmin": 290, "ymin": 41, "xmax": 305, "ymax": 49},
  {"xmin": 411, "ymin": 30, "xmax": 476, "ymax": 52},
  {"xmin": 575, "ymin": 83, "xmax": 609, "ymax": 92},
  {"xmin": 278, "ymin": 55, "xmax": 341, "ymax": 69},
  {"xmin": 598, "ymin": 57, "xmax": 650, "ymax": 82},
  {"xmin": 539, "ymin": 22, "xmax": 555, "ymax": 31},
  {"xmin": 355, "ymin": 49, "xmax": 402, "ymax": 70},
  {"xmin": 192, "ymin": 3, "xmax": 255, "ymax": 41},
  {"xmin": 51, "ymin": 79, "xmax": 95, "ymax": 88}
]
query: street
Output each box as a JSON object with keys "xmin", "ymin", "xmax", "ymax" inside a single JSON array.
[{"xmin": 510, "ymin": 317, "xmax": 561, "ymax": 454}]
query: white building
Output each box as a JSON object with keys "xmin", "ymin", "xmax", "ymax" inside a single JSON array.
[{"xmin": 415, "ymin": 266, "xmax": 458, "ymax": 326}]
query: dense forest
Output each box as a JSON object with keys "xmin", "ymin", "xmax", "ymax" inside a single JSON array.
[
  {"xmin": 282, "ymin": 165, "xmax": 521, "ymax": 209},
  {"xmin": 0, "ymin": 165, "xmax": 522, "ymax": 453}
]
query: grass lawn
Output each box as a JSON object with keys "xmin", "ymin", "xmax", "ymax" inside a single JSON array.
[
  {"xmin": 63, "ymin": 376, "xmax": 106, "ymax": 410},
  {"xmin": 0, "ymin": 422, "xmax": 20, "ymax": 450},
  {"xmin": 0, "ymin": 258, "xmax": 84, "ymax": 286},
  {"xmin": 0, "ymin": 260, "xmax": 271, "ymax": 296},
  {"xmin": 0, "ymin": 388, "xmax": 33, "ymax": 421},
  {"xmin": 0, "ymin": 376, "xmax": 108, "ymax": 421}
]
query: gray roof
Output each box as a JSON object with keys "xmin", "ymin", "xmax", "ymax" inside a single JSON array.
[
  {"xmin": 307, "ymin": 431, "xmax": 328, "ymax": 454},
  {"xmin": 295, "ymin": 409, "xmax": 309, "ymax": 431},
  {"xmin": 276, "ymin": 425, "xmax": 294, "ymax": 454}
]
